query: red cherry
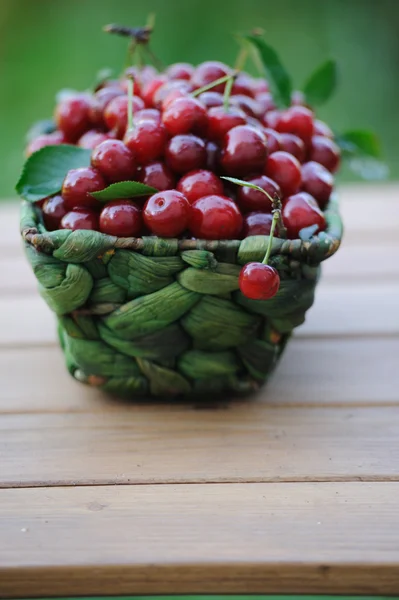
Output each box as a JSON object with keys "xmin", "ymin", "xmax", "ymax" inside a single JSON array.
[
  {"xmin": 124, "ymin": 120, "xmax": 167, "ymax": 164},
  {"xmin": 26, "ymin": 131, "xmax": 66, "ymax": 156},
  {"xmin": 242, "ymin": 212, "xmax": 274, "ymax": 237},
  {"xmin": 120, "ymin": 74, "xmax": 142, "ymax": 96},
  {"xmin": 239, "ymin": 263, "xmax": 280, "ymax": 300},
  {"xmin": 197, "ymin": 91, "xmax": 224, "ymax": 108},
  {"xmin": 282, "ymin": 191, "xmax": 326, "ymax": 239},
  {"xmin": 61, "ymin": 208, "xmax": 99, "ymax": 231},
  {"xmin": 231, "ymin": 73, "xmax": 256, "ymax": 97},
  {"xmin": 229, "ymin": 95, "xmax": 262, "ymax": 119},
  {"xmin": 191, "ymin": 61, "xmax": 231, "ymax": 93},
  {"xmin": 309, "ymin": 136, "xmax": 341, "ymax": 173},
  {"xmin": 88, "ymin": 87, "xmax": 124, "ymax": 128},
  {"xmin": 154, "ymin": 80, "xmax": 193, "ymax": 108},
  {"xmin": 301, "ymin": 161, "xmax": 334, "ymax": 208},
  {"xmin": 61, "ymin": 167, "xmax": 105, "ymax": 210},
  {"xmin": 291, "ymin": 90, "xmax": 307, "ymax": 106},
  {"xmin": 265, "ymin": 151, "xmax": 302, "ymax": 197},
  {"xmin": 177, "ymin": 169, "xmax": 223, "ymax": 204},
  {"xmin": 237, "ymin": 175, "xmax": 281, "ymax": 213},
  {"xmin": 263, "ymin": 128, "xmax": 282, "ymax": 155},
  {"xmin": 91, "ymin": 139, "xmax": 136, "ymax": 183},
  {"xmin": 104, "ymin": 95, "xmax": 145, "ymax": 137},
  {"xmin": 165, "ymin": 134, "xmax": 206, "ymax": 173},
  {"xmin": 141, "ymin": 75, "xmax": 168, "ymax": 107},
  {"xmin": 136, "ymin": 161, "xmax": 176, "ymax": 191},
  {"xmin": 275, "ymin": 106, "xmax": 314, "ymax": 145},
  {"xmin": 263, "ymin": 109, "xmax": 281, "ymax": 129},
  {"xmin": 206, "ymin": 106, "xmax": 247, "ymax": 142},
  {"xmin": 137, "ymin": 65, "xmax": 159, "ymax": 86},
  {"xmin": 314, "ymin": 119, "xmax": 334, "ymax": 139},
  {"xmin": 78, "ymin": 130, "xmax": 111, "ymax": 149},
  {"xmin": 256, "ymin": 92, "xmax": 276, "ymax": 114},
  {"xmin": 162, "ymin": 96, "xmax": 208, "ymax": 136},
  {"xmin": 99, "ymin": 199, "xmax": 142, "ymax": 237},
  {"xmin": 189, "ymin": 195, "xmax": 243, "ymax": 240},
  {"xmin": 220, "ymin": 125, "xmax": 267, "ymax": 176},
  {"xmin": 253, "ymin": 79, "xmax": 269, "ymax": 94},
  {"xmin": 133, "ymin": 108, "xmax": 162, "ymax": 124},
  {"xmin": 166, "ymin": 62, "xmax": 195, "ymax": 80},
  {"xmin": 279, "ymin": 133, "xmax": 306, "ymax": 162},
  {"xmin": 42, "ymin": 195, "xmax": 67, "ymax": 231},
  {"xmin": 143, "ymin": 190, "xmax": 190, "ymax": 237},
  {"xmin": 55, "ymin": 94, "xmax": 91, "ymax": 141}
]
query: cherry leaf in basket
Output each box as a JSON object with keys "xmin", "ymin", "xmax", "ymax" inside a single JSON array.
[
  {"xmin": 245, "ymin": 35, "xmax": 292, "ymax": 108},
  {"xmin": 16, "ymin": 145, "xmax": 92, "ymax": 202},
  {"xmin": 303, "ymin": 59, "xmax": 337, "ymax": 106},
  {"xmin": 91, "ymin": 180, "xmax": 158, "ymax": 201}
]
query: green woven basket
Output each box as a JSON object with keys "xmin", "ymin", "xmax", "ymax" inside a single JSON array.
[{"xmin": 21, "ymin": 196, "xmax": 342, "ymax": 398}]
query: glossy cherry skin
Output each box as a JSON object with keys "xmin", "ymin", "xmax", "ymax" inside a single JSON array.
[
  {"xmin": 263, "ymin": 109, "xmax": 281, "ymax": 129},
  {"xmin": 189, "ymin": 195, "xmax": 243, "ymax": 240},
  {"xmin": 42, "ymin": 195, "xmax": 67, "ymax": 231},
  {"xmin": 61, "ymin": 167, "xmax": 105, "ymax": 210},
  {"xmin": 99, "ymin": 199, "xmax": 142, "ymax": 237},
  {"xmin": 253, "ymin": 78, "xmax": 269, "ymax": 94},
  {"xmin": 104, "ymin": 95, "xmax": 145, "ymax": 137},
  {"xmin": 161, "ymin": 89, "xmax": 188, "ymax": 111},
  {"xmin": 133, "ymin": 108, "xmax": 162, "ymax": 124},
  {"xmin": 263, "ymin": 128, "xmax": 282, "ymax": 155},
  {"xmin": 279, "ymin": 133, "xmax": 306, "ymax": 162},
  {"xmin": 256, "ymin": 92, "xmax": 276, "ymax": 114},
  {"xmin": 282, "ymin": 191, "xmax": 326, "ymax": 239},
  {"xmin": 91, "ymin": 140, "xmax": 136, "ymax": 183},
  {"xmin": 232, "ymin": 72, "xmax": 256, "ymax": 97},
  {"xmin": 165, "ymin": 134, "xmax": 206, "ymax": 173},
  {"xmin": 124, "ymin": 120, "xmax": 167, "ymax": 164},
  {"xmin": 229, "ymin": 95, "xmax": 262, "ymax": 119},
  {"xmin": 154, "ymin": 80, "xmax": 193, "ymax": 108},
  {"xmin": 301, "ymin": 161, "xmax": 334, "ymax": 208},
  {"xmin": 55, "ymin": 94, "xmax": 91, "ymax": 141},
  {"xmin": 136, "ymin": 161, "xmax": 176, "ymax": 191},
  {"xmin": 220, "ymin": 125, "xmax": 267, "ymax": 176},
  {"xmin": 275, "ymin": 106, "xmax": 314, "ymax": 145},
  {"xmin": 78, "ymin": 130, "xmax": 111, "ymax": 149},
  {"xmin": 206, "ymin": 106, "xmax": 247, "ymax": 142},
  {"xmin": 162, "ymin": 96, "xmax": 208, "ymax": 136},
  {"xmin": 143, "ymin": 190, "xmax": 190, "ymax": 237},
  {"xmin": 314, "ymin": 119, "xmax": 334, "ymax": 139},
  {"xmin": 177, "ymin": 169, "xmax": 224, "ymax": 204},
  {"xmin": 239, "ymin": 263, "xmax": 280, "ymax": 300},
  {"xmin": 191, "ymin": 61, "xmax": 231, "ymax": 93},
  {"xmin": 26, "ymin": 131, "xmax": 66, "ymax": 156},
  {"xmin": 242, "ymin": 212, "xmax": 274, "ymax": 237},
  {"xmin": 309, "ymin": 136, "xmax": 341, "ymax": 173},
  {"xmin": 265, "ymin": 151, "xmax": 302, "ymax": 197},
  {"xmin": 237, "ymin": 175, "xmax": 281, "ymax": 213},
  {"xmin": 166, "ymin": 62, "xmax": 195, "ymax": 80},
  {"xmin": 88, "ymin": 87, "xmax": 124, "ymax": 128},
  {"xmin": 197, "ymin": 91, "xmax": 224, "ymax": 108},
  {"xmin": 61, "ymin": 208, "xmax": 99, "ymax": 231},
  {"xmin": 141, "ymin": 75, "xmax": 168, "ymax": 107}
]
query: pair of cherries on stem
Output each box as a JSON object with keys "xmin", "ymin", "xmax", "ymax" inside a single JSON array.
[{"xmin": 224, "ymin": 177, "xmax": 283, "ymax": 301}]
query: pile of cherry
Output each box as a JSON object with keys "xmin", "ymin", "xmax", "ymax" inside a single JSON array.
[{"xmin": 28, "ymin": 60, "xmax": 339, "ymax": 241}]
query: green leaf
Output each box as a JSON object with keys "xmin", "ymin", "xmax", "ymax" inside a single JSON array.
[
  {"xmin": 245, "ymin": 35, "xmax": 292, "ymax": 108},
  {"xmin": 303, "ymin": 59, "xmax": 337, "ymax": 106},
  {"xmin": 16, "ymin": 145, "xmax": 92, "ymax": 202},
  {"xmin": 337, "ymin": 130, "xmax": 381, "ymax": 158},
  {"xmin": 91, "ymin": 180, "xmax": 158, "ymax": 201}
]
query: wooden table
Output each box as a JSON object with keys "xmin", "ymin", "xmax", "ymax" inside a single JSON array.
[{"xmin": 1, "ymin": 184, "xmax": 399, "ymax": 598}]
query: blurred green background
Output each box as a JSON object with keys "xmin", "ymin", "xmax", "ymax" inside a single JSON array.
[{"xmin": 1, "ymin": 0, "xmax": 398, "ymax": 197}]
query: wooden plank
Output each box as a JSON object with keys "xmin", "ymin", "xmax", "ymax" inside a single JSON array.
[
  {"xmin": 1, "ymin": 338, "xmax": 398, "ymax": 414},
  {"xmin": 1, "ymin": 482, "xmax": 399, "ymax": 596},
  {"xmin": 0, "ymin": 406, "xmax": 398, "ymax": 487},
  {"xmin": 1, "ymin": 281, "xmax": 397, "ymax": 347}
]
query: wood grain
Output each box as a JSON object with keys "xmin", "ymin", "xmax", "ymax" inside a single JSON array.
[
  {"xmin": 1, "ymin": 337, "xmax": 399, "ymax": 414},
  {"xmin": 1, "ymin": 406, "xmax": 398, "ymax": 487},
  {"xmin": 1, "ymin": 482, "xmax": 399, "ymax": 597}
]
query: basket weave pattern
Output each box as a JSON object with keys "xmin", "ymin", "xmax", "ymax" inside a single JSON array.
[{"xmin": 21, "ymin": 198, "xmax": 342, "ymax": 397}]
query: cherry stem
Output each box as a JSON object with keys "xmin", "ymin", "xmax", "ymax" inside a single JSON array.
[
  {"xmin": 191, "ymin": 73, "xmax": 237, "ymax": 97},
  {"xmin": 234, "ymin": 43, "xmax": 249, "ymax": 71},
  {"xmin": 127, "ymin": 77, "xmax": 134, "ymax": 131},
  {"xmin": 223, "ymin": 75, "xmax": 234, "ymax": 112},
  {"xmin": 262, "ymin": 211, "xmax": 279, "ymax": 265}
]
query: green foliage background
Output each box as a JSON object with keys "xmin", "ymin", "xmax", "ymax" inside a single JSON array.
[{"xmin": 1, "ymin": 0, "xmax": 398, "ymax": 197}]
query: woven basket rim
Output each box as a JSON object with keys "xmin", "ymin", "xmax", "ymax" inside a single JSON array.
[{"xmin": 20, "ymin": 194, "xmax": 343, "ymax": 262}]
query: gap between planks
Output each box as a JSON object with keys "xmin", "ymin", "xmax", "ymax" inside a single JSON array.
[{"xmin": 1, "ymin": 482, "xmax": 399, "ymax": 596}]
